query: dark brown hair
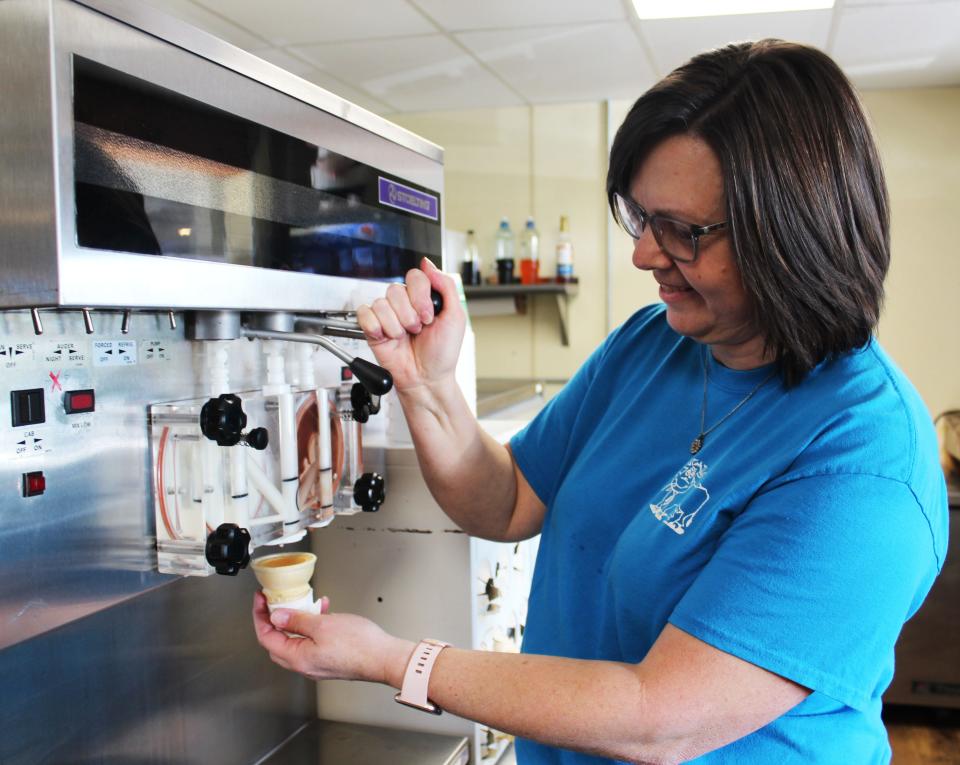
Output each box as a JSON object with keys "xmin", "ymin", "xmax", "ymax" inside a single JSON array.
[{"xmin": 607, "ymin": 40, "xmax": 889, "ymax": 386}]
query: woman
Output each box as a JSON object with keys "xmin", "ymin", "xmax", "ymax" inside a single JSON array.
[{"xmin": 253, "ymin": 40, "xmax": 947, "ymax": 764}]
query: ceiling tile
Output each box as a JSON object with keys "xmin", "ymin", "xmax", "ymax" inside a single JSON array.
[
  {"xmin": 244, "ymin": 48, "xmax": 396, "ymax": 113},
  {"xmin": 832, "ymin": 2, "xmax": 960, "ymax": 87},
  {"xmin": 291, "ymin": 35, "xmax": 459, "ymax": 81},
  {"xmin": 191, "ymin": 0, "xmax": 435, "ymax": 46},
  {"xmin": 641, "ymin": 10, "xmax": 833, "ymax": 77},
  {"xmin": 292, "ymin": 36, "xmax": 523, "ymax": 112},
  {"xmin": 458, "ymin": 24, "xmax": 657, "ymax": 103},
  {"xmin": 138, "ymin": 0, "xmax": 268, "ymax": 49},
  {"xmin": 411, "ymin": 0, "xmax": 626, "ymax": 30}
]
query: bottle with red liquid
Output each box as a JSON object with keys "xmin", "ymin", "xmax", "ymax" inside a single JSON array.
[{"xmin": 518, "ymin": 217, "xmax": 540, "ymax": 285}]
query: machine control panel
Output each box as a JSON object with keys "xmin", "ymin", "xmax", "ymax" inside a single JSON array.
[{"xmin": 11, "ymin": 388, "xmax": 46, "ymax": 427}]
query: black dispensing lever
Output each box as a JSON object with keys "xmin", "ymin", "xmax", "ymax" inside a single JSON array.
[{"xmin": 292, "ymin": 288, "xmax": 445, "ymax": 400}]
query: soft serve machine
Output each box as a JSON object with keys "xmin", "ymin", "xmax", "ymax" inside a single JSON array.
[{"xmin": 0, "ymin": 1, "xmax": 465, "ymax": 762}]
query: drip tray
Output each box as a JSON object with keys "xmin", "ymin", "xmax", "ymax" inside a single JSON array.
[{"xmin": 260, "ymin": 720, "xmax": 469, "ymax": 765}]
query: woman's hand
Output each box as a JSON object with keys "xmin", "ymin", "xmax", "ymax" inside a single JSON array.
[
  {"xmin": 252, "ymin": 592, "xmax": 415, "ymax": 686},
  {"xmin": 355, "ymin": 258, "xmax": 465, "ymax": 394}
]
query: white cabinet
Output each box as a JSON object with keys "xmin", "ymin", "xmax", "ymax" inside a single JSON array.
[{"xmin": 312, "ymin": 420, "xmax": 538, "ymax": 764}]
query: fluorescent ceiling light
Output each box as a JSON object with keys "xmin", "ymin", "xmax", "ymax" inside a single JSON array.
[{"xmin": 632, "ymin": 0, "xmax": 834, "ymax": 20}]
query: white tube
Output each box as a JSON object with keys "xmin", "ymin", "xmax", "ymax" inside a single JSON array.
[
  {"xmin": 277, "ymin": 391, "xmax": 299, "ymax": 524},
  {"xmin": 317, "ymin": 388, "xmax": 333, "ymax": 512},
  {"xmin": 260, "ymin": 340, "xmax": 300, "ymax": 525},
  {"xmin": 206, "ymin": 341, "xmax": 230, "ymax": 396},
  {"xmin": 228, "ymin": 447, "xmax": 249, "ymax": 526},
  {"xmin": 298, "ymin": 343, "xmax": 316, "ymax": 388},
  {"xmin": 188, "ymin": 440, "xmax": 204, "ymax": 537},
  {"xmin": 200, "ymin": 438, "xmax": 225, "ymax": 531},
  {"xmin": 246, "ymin": 452, "xmax": 287, "ymax": 520}
]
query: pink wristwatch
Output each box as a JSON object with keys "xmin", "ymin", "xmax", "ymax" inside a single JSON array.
[{"xmin": 394, "ymin": 638, "xmax": 451, "ymax": 714}]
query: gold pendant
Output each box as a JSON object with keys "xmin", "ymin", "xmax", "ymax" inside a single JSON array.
[{"xmin": 690, "ymin": 436, "xmax": 703, "ymax": 455}]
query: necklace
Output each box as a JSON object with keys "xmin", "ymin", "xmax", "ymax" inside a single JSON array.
[{"xmin": 690, "ymin": 349, "xmax": 777, "ymax": 455}]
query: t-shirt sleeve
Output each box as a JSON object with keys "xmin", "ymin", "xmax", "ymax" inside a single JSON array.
[{"xmin": 668, "ymin": 472, "xmax": 939, "ymax": 710}]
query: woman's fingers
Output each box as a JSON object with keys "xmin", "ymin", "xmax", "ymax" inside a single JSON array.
[
  {"xmin": 421, "ymin": 257, "xmax": 458, "ymax": 317},
  {"xmin": 355, "ymin": 304, "xmax": 384, "ymax": 343},
  {"xmin": 386, "ymin": 282, "xmax": 423, "ymax": 335},
  {"xmin": 405, "ymin": 266, "xmax": 436, "ymax": 325},
  {"xmin": 371, "ymin": 296, "xmax": 408, "ymax": 341}
]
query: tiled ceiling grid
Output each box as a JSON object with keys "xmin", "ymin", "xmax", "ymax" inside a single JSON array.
[{"xmin": 140, "ymin": 0, "xmax": 960, "ymax": 114}]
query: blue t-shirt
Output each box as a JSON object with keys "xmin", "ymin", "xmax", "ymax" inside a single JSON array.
[{"xmin": 510, "ymin": 304, "xmax": 948, "ymax": 764}]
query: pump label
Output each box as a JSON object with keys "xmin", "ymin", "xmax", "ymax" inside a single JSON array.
[
  {"xmin": 93, "ymin": 340, "xmax": 137, "ymax": 366},
  {"xmin": 378, "ymin": 177, "xmax": 438, "ymax": 221},
  {"xmin": 141, "ymin": 340, "xmax": 171, "ymax": 364}
]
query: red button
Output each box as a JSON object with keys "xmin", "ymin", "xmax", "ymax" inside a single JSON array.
[
  {"xmin": 23, "ymin": 471, "xmax": 45, "ymax": 497},
  {"xmin": 64, "ymin": 389, "xmax": 95, "ymax": 414}
]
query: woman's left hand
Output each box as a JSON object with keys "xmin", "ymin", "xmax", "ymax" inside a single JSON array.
[{"xmin": 252, "ymin": 592, "xmax": 415, "ymax": 686}]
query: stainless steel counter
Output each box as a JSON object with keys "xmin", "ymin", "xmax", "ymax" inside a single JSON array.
[
  {"xmin": 476, "ymin": 378, "xmax": 548, "ymax": 420},
  {"xmin": 259, "ymin": 721, "xmax": 469, "ymax": 765}
]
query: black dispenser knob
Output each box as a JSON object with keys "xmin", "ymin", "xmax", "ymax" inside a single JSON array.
[
  {"xmin": 349, "ymin": 358, "xmax": 393, "ymax": 397},
  {"xmin": 350, "ymin": 382, "xmax": 382, "ymax": 423},
  {"xmin": 205, "ymin": 523, "xmax": 251, "ymax": 576},
  {"xmin": 353, "ymin": 472, "xmax": 386, "ymax": 512},
  {"xmin": 200, "ymin": 393, "xmax": 246, "ymax": 446},
  {"xmin": 199, "ymin": 394, "xmax": 269, "ymax": 450},
  {"xmin": 245, "ymin": 427, "xmax": 269, "ymax": 450}
]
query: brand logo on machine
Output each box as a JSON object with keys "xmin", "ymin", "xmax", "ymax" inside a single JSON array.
[
  {"xmin": 378, "ymin": 177, "xmax": 438, "ymax": 220},
  {"xmin": 649, "ymin": 459, "xmax": 710, "ymax": 535}
]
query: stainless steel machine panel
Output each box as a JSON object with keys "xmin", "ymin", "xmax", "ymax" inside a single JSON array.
[
  {"xmin": 0, "ymin": 0, "xmax": 445, "ymax": 311},
  {"xmin": 0, "ymin": 561, "xmax": 315, "ymax": 765}
]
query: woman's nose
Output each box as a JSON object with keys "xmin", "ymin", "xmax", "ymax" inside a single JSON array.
[{"xmin": 631, "ymin": 228, "xmax": 672, "ymax": 271}]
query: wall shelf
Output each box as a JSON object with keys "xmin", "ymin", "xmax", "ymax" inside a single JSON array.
[{"xmin": 464, "ymin": 282, "xmax": 578, "ymax": 345}]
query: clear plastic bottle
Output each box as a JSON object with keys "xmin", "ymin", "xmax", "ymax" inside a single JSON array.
[
  {"xmin": 494, "ymin": 217, "xmax": 515, "ymax": 285},
  {"xmin": 460, "ymin": 229, "xmax": 482, "ymax": 286},
  {"xmin": 555, "ymin": 215, "xmax": 574, "ymax": 283},
  {"xmin": 518, "ymin": 217, "xmax": 540, "ymax": 285}
]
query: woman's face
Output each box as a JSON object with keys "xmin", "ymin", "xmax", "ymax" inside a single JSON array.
[{"xmin": 628, "ymin": 134, "xmax": 769, "ymax": 369}]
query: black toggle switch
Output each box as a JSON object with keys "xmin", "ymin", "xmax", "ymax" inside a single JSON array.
[{"xmin": 11, "ymin": 388, "xmax": 45, "ymax": 427}]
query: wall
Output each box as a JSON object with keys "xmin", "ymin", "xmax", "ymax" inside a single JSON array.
[
  {"xmin": 394, "ymin": 88, "xmax": 960, "ymax": 418},
  {"xmin": 860, "ymin": 88, "xmax": 960, "ymax": 419},
  {"xmin": 393, "ymin": 104, "xmax": 609, "ymax": 382}
]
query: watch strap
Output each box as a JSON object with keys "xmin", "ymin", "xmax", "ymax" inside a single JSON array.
[{"xmin": 394, "ymin": 639, "xmax": 450, "ymax": 714}]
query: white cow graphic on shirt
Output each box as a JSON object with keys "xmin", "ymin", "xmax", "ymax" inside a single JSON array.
[{"xmin": 649, "ymin": 459, "xmax": 710, "ymax": 535}]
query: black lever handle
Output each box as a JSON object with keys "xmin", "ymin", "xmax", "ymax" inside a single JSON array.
[
  {"xmin": 430, "ymin": 289, "xmax": 444, "ymax": 316},
  {"xmin": 349, "ymin": 357, "xmax": 393, "ymax": 397}
]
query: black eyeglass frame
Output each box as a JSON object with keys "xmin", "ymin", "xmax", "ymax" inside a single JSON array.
[{"xmin": 613, "ymin": 191, "xmax": 727, "ymax": 263}]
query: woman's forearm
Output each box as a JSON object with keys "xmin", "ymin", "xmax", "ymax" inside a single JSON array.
[
  {"xmin": 383, "ymin": 643, "xmax": 674, "ymax": 765},
  {"xmin": 396, "ymin": 377, "xmax": 520, "ymax": 541}
]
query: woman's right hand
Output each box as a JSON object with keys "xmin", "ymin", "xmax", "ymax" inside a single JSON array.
[{"xmin": 355, "ymin": 258, "xmax": 465, "ymax": 394}]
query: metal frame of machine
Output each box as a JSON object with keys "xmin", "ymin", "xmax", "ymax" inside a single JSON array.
[{"xmin": 0, "ymin": 2, "xmax": 466, "ymax": 763}]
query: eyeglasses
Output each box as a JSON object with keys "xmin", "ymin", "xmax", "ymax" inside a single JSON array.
[{"xmin": 612, "ymin": 191, "xmax": 727, "ymax": 263}]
